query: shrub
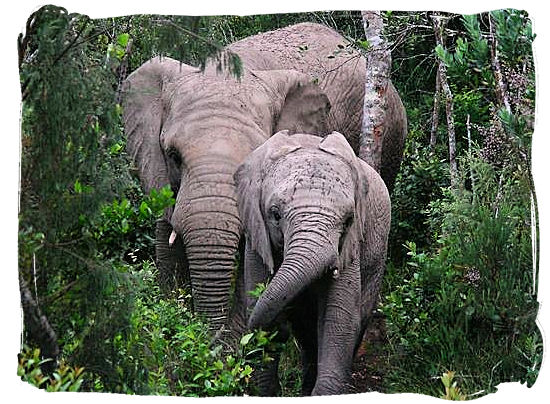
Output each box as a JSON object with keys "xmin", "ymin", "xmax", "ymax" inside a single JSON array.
[
  {"xmin": 380, "ymin": 156, "xmax": 541, "ymax": 397},
  {"xmin": 89, "ymin": 185, "xmax": 175, "ymax": 262},
  {"xmin": 79, "ymin": 262, "xmax": 267, "ymax": 396},
  {"xmin": 18, "ymin": 346, "xmax": 85, "ymax": 392},
  {"xmin": 389, "ymin": 136, "xmax": 449, "ymax": 263}
]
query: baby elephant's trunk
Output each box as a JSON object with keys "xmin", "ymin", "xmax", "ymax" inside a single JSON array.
[{"xmin": 248, "ymin": 236, "xmax": 338, "ymax": 329}]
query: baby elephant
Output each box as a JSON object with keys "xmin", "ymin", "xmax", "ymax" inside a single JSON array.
[{"xmin": 234, "ymin": 131, "xmax": 391, "ymax": 396}]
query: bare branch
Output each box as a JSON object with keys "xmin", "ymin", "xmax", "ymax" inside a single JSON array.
[
  {"xmin": 430, "ymin": 69, "xmax": 441, "ymax": 150},
  {"xmin": 488, "ymin": 14, "xmax": 512, "ymax": 114}
]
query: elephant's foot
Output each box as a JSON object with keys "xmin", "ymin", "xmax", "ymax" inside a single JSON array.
[
  {"xmin": 311, "ymin": 371, "xmax": 351, "ymax": 396},
  {"xmin": 250, "ymin": 356, "xmax": 281, "ymax": 396}
]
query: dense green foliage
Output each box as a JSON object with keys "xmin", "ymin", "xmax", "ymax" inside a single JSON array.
[
  {"xmin": 380, "ymin": 9, "xmax": 540, "ymax": 398},
  {"xmin": 18, "ymin": 6, "xmax": 540, "ymax": 398},
  {"xmin": 18, "ymin": 347, "xmax": 85, "ymax": 392}
]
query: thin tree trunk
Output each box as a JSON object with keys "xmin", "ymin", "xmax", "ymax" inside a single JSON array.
[
  {"xmin": 466, "ymin": 113, "xmax": 475, "ymax": 195},
  {"xmin": 360, "ymin": 10, "xmax": 391, "ymax": 173},
  {"xmin": 489, "ymin": 13, "xmax": 512, "ymax": 114},
  {"xmin": 432, "ymin": 14, "xmax": 458, "ymax": 188},
  {"xmin": 429, "ymin": 69, "xmax": 441, "ymax": 151},
  {"xmin": 19, "ymin": 273, "xmax": 59, "ymax": 372}
]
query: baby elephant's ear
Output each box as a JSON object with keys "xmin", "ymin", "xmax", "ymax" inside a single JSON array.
[
  {"xmin": 234, "ymin": 130, "xmax": 301, "ymax": 272},
  {"xmin": 262, "ymin": 130, "xmax": 302, "ymax": 166},
  {"xmin": 318, "ymin": 131, "xmax": 356, "ymax": 163}
]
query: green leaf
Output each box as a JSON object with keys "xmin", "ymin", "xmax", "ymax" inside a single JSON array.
[
  {"xmin": 241, "ymin": 365, "xmax": 253, "ymax": 377},
  {"xmin": 117, "ymin": 33, "xmax": 129, "ymax": 48},
  {"xmin": 109, "ymin": 142, "xmax": 123, "ymax": 155},
  {"xmin": 121, "ymin": 218, "xmax": 129, "ymax": 233},
  {"xmin": 139, "ymin": 201, "xmax": 152, "ymax": 217},
  {"xmin": 74, "ymin": 179, "xmax": 82, "ymax": 193},
  {"xmin": 357, "ymin": 39, "xmax": 370, "ymax": 50},
  {"xmin": 435, "ymin": 44, "xmax": 450, "ymax": 66},
  {"xmin": 240, "ymin": 333, "xmax": 254, "ymax": 346}
]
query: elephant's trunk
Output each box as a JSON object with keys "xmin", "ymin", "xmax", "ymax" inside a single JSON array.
[
  {"xmin": 186, "ymin": 241, "xmax": 238, "ymax": 326},
  {"xmin": 173, "ymin": 157, "xmax": 242, "ymax": 331},
  {"xmin": 248, "ymin": 233, "xmax": 338, "ymax": 329}
]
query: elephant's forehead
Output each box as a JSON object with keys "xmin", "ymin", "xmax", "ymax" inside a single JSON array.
[
  {"xmin": 265, "ymin": 152, "xmax": 355, "ymax": 207},
  {"xmin": 274, "ymin": 151, "xmax": 353, "ymax": 181}
]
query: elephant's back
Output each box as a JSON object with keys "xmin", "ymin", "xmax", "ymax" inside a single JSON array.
[
  {"xmin": 228, "ymin": 23, "xmax": 366, "ymax": 147},
  {"xmin": 227, "ymin": 23, "xmax": 363, "ymax": 81},
  {"xmin": 228, "ymin": 23, "xmax": 348, "ymax": 73}
]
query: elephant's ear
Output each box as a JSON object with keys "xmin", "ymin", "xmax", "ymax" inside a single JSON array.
[
  {"xmin": 122, "ymin": 57, "xmax": 184, "ymax": 194},
  {"xmin": 318, "ymin": 131, "xmax": 357, "ymax": 163},
  {"xmin": 253, "ymin": 70, "xmax": 331, "ymax": 136},
  {"xmin": 234, "ymin": 131, "xmax": 302, "ymax": 273},
  {"xmin": 319, "ymin": 132, "xmax": 369, "ymax": 242}
]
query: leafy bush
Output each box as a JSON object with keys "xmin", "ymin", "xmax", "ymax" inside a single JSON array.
[
  {"xmin": 89, "ymin": 185, "xmax": 175, "ymax": 262},
  {"xmin": 72, "ymin": 262, "xmax": 281, "ymax": 396},
  {"xmin": 121, "ymin": 266, "xmax": 254, "ymax": 396},
  {"xmin": 389, "ymin": 136, "xmax": 449, "ymax": 263},
  {"xmin": 381, "ymin": 156, "xmax": 541, "ymax": 397},
  {"xmin": 18, "ymin": 346, "xmax": 85, "ymax": 392}
]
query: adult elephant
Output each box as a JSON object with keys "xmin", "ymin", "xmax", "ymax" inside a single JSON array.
[
  {"xmin": 228, "ymin": 22, "xmax": 408, "ymax": 193},
  {"xmin": 234, "ymin": 131, "xmax": 391, "ymax": 395},
  {"xmin": 123, "ymin": 58, "xmax": 330, "ymax": 332}
]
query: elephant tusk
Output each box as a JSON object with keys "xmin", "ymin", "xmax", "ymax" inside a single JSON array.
[
  {"xmin": 332, "ymin": 268, "xmax": 339, "ymax": 279},
  {"xmin": 168, "ymin": 230, "xmax": 177, "ymax": 247}
]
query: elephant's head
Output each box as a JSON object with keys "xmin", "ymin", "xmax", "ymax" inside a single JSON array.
[
  {"xmin": 235, "ymin": 131, "xmax": 371, "ymax": 329},
  {"xmin": 122, "ymin": 57, "xmax": 332, "ymax": 329}
]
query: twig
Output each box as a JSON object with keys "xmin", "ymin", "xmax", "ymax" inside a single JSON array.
[
  {"xmin": 324, "ymin": 53, "xmax": 362, "ymax": 75},
  {"xmin": 42, "ymin": 279, "xmax": 79, "ymax": 304},
  {"xmin": 52, "ymin": 17, "xmax": 90, "ymax": 66},
  {"xmin": 466, "ymin": 114, "xmax": 475, "ymax": 194},
  {"xmin": 154, "ymin": 18, "xmax": 224, "ymax": 52},
  {"xmin": 488, "ymin": 14, "xmax": 512, "ymax": 114}
]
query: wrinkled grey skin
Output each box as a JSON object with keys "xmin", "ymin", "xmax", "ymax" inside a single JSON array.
[
  {"xmin": 122, "ymin": 22, "xmax": 405, "ymax": 334},
  {"xmin": 123, "ymin": 57, "xmax": 330, "ymax": 331},
  {"xmin": 234, "ymin": 131, "xmax": 391, "ymax": 396},
  {"xmin": 228, "ymin": 22, "xmax": 408, "ymax": 193}
]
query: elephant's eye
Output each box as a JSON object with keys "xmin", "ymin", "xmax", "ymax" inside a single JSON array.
[
  {"xmin": 270, "ymin": 206, "xmax": 281, "ymax": 222},
  {"xmin": 343, "ymin": 214, "xmax": 354, "ymax": 231},
  {"xmin": 339, "ymin": 215, "xmax": 353, "ymax": 254},
  {"xmin": 167, "ymin": 147, "xmax": 182, "ymax": 168}
]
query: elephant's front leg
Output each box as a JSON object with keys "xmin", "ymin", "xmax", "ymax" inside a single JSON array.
[
  {"xmin": 313, "ymin": 260, "xmax": 361, "ymax": 396},
  {"xmin": 243, "ymin": 243, "xmax": 283, "ymax": 396},
  {"xmin": 155, "ymin": 218, "xmax": 189, "ymax": 294},
  {"xmin": 288, "ymin": 292, "xmax": 318, "ymax": 396}
]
